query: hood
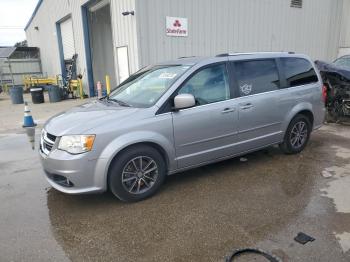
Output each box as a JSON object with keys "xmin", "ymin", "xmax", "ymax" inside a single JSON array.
[
  {"xmin": 315, "ymin": 60, "xmax": 350, "ymax": 80},
  {"xmin": 44, "ymin": 100, "xmax": 141, "ymax": 136}
]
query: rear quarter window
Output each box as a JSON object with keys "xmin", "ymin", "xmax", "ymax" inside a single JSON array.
[{"xmin": 281, "ymin": 57, "xmax": 318, "ymax": 88}]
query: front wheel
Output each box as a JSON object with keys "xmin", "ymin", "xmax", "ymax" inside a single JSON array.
[
  {"xmin": 108, "ymin": 145, "xmax": 166, "ymax": 202},
  {"xmin": 279, "ymin": 115, "xmax": 311, "ymax": 154}
]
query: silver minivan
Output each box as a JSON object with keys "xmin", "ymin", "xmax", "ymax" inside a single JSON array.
[{"xmin": 40, "ymin": 52, "xmax": 325, "ymax": 202}]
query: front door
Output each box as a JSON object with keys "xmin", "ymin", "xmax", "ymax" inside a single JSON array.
[
  {"xmin": 172, "ymin": 63, "xmax": 239, "ymax": 169},
  {"xmin": 231, "ymin": 59, "xmax": 284, "ymax": 151}
]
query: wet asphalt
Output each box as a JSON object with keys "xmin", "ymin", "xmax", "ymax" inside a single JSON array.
[{"xmin": 0, "ymin": 124, "xmax": 350, "ymax": 262}]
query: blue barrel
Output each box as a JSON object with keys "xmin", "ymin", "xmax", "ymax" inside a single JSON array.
[
  {"xmin": 48, "ymin": 85, "xmax": 62, "ymax": 103},
  {"xmin": 9, "ymin": 86, "xmax": 24, "ymax": 104}
]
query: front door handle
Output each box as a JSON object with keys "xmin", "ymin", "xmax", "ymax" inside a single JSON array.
[
  {"xmin": 221, "ymin": 107, "xmax": 235, "ymax": 114},
  {"xmin": 240, "ymin": 103, "xmax": 253, "ymax": 110}
]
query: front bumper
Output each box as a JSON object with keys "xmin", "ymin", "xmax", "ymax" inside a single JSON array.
[{"xmin": 39, "ymin": 148, "xmax": 108, "ymax": 194}]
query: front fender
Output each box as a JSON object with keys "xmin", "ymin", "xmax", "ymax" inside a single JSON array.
[{"xmin": 94, "ymin": 131, "xmax": 176, "ymax": 190}]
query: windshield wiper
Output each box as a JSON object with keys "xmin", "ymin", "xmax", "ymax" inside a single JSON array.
[{"xmin": 107, "ymin": 97, "xmax": 131, "ymax": 107}]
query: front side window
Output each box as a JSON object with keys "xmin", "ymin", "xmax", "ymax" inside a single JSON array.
[
  {"xmin": 109, "ymin": 65, "xmax": 191, "ymax": 107},
  {"xmin": 281, "ymin": 57, "xmax": 318, "ymax": 88},
  {"xmin": 178, "ymin": 64, "xmax": 230, "ymax": 106},
  {"xmin": 235, "ymin": 60, "xmax": 280, "ymax": 96}
]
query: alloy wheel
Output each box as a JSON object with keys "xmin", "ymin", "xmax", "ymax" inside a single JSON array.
[
  {"xmin": 121, "ymin": 156, "xmax": 159, "ymax": 195},
  {"xmin": 290, "ymin": 121, "xmax": 308, "ymax": 149}
]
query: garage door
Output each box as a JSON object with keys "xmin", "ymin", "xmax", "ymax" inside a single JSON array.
[{"xmin": 60, "ymin": 18, "xmax": 75, "ymax": 60}]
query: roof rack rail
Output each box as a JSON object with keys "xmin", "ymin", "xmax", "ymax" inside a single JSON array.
[
  {"xmin": 216, "ymin": 53, "xmax": 230, "ymax": 57},
  {"xmin": 178, "ymin": 56, "xmax": 196, "ymax": 59},
  {"xmin": 216, "ymin": 51, "xmax": 297, "ymax": 57}
]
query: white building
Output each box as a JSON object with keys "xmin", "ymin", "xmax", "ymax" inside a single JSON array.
[{"xmin": 25, "ymin": 0, "xmax": 350, "ymax": 96}]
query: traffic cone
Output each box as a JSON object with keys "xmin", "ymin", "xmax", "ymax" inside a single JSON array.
[{"xmin": 22, "ymin": 102, "xmax": 37, "ymax": 128}]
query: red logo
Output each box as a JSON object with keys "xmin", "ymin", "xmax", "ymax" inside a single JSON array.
[{"xmin": 173, "ymin": 20, "xmax": 181, "ymax": 27}]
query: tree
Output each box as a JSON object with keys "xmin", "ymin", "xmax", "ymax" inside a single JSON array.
[{"xmin": 14, "ymin": 40, "xmax": 28, "ymax": 47}]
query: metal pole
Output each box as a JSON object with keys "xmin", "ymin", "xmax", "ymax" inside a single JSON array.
[
  {"xmin": 0, "ymin": 60, "xmax": 3, "ymax": 90},
  {"xmin": 106, "ymin": 75, "xmax": 111, "ymax": 95},
  {"xmin": 79, "ymin": 78, "xmax": 84, "ymax": 99},
  {"xmin": 7, "ymin": 58, "xmax": 15, "ymax": 88}
]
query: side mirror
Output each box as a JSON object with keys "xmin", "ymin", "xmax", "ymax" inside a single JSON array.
[{"xmin": 174, "ymin": 93, "xmax": 196, "ymax": 110}]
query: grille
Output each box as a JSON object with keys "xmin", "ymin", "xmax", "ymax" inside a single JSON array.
[
  {"xmin": 44, "ymin": 142, "xmax": 53, "ymax": 151},
  {"xmin": 40, "ymin": 130, "xmax": 56, "ymax": 155},
  {"xmin": 46, "ymin": 132, "xmax": 57, "ymax": 141},
  {"xmin": 291, "ymin": 0, "xmax": 302, "ymax": 8}
]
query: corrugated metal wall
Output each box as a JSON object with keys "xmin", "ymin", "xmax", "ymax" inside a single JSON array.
[
  {"xmin": 111, "ymin": 0, "xmax": 139, "ymax": 78},
  {"xmin": 0, "ymin": 59, "xmax": 42, "ymax": 86},
  {"xmin": 26, "ymin": 0, "xmax": 89, "ymax": 89},
  {"xmin": 25, "ymin": 0, "xmax": 350, "ymax": 92},
  {"xmin": 25, "ymin": 0, "xmax": 138, "ymax": 93},
  {"xmin": 136, "ymin": 0, "xmax": 344, "ymax": 67},
  {"xmin": 338, "ymin": 0, "xmax": 350, "ymax": 57}
]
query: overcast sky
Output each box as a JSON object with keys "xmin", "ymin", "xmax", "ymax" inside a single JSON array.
[{"xmin": 0, "ymin": 0, "xmax": 38, "ymax": 46}]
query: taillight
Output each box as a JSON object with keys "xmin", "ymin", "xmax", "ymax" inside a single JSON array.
[{"xmin": 322, "ymin": 85, "xmax": 327, "ymax": 103}]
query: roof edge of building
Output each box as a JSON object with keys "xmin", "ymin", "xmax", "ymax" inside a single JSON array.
[{"xmin": 24, "ymin": 0, "xmax": 44, "ymax": 31}]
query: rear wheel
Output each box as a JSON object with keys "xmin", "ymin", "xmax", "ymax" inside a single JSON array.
[
  {"xmin": 279, "ymin": 115, "xmax": 311, "ymax": 154},
  {"xmin": 108, "ymin": 145, "xmax": 166, "ymax": 202}
]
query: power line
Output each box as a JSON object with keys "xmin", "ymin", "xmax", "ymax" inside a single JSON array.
[{"xmin": 0, "ymin": 26, "xmax": 24, "ymax": 29}]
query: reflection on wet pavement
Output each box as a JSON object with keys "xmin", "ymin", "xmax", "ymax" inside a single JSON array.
[
  {"xmin": 1, "ymin": 125, "xmax": 350, "ymax": 261},
  {"xmin": 47, "ymin": 148, "xmax": 313, "ymax": 261}
]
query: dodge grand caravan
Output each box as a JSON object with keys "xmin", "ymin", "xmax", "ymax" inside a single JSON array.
[{"xmin": 40, "ymin": 52, "xmax": 325, "ymax": 202}]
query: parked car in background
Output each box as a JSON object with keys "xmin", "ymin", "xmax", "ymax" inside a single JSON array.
[
  {"xmin": 315, "ymin": 56, "xmax": 350, "ymax": 121},
  {"xmin": 333, "ymin": 55, "xmax": 350, "ymax": 69},
  {"xmin": 40, "ymin": 52, "xmax": 325, "ymax": 202}
]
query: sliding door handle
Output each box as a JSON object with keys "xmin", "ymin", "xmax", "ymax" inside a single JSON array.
[
  {"xmin": 240, "ymin": 103, "xmax": 253, "ymax": 110},
  {"xmin": 221, "ymin": 108, "xmax": 236, "ymax": 114}
]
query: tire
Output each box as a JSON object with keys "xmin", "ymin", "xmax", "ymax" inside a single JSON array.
[
  {"xmin": 279, "ymin": 114, "xmax": 311, "ymax": 154},
  {"xmin": 108, "ymin": 145, "xmax": 166, "ymax": 202}
]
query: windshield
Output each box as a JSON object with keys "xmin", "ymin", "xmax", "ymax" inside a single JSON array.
[
  {"xmin": 108, "ymin": 65, "xmax": 191, "ymax": 107},
  {"xmin": 333, "ymin": 56, "xmax": 350, "ymax": 70}
]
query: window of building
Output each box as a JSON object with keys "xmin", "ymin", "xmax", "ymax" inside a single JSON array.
[
  {"xmin": 234, "ymin": 60, "xmax": 280, "ymax": 96},
  {"xmin": 291, "ymin": 0, "xmax": 302, "ymax": 8},
  {"xmin": 280, "ymin": 58, "xmax": 318, "ymax": 88},
  {"xmin": 178, "ymin": 64, "xmax": 230, "ymax": 106}
]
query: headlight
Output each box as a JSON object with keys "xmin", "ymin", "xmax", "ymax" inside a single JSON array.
[{"xmin": 58, "ymin": 135, "xmax": 95, "ymax": 154}]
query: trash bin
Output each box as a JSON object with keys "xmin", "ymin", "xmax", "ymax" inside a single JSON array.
[
  {"xmin": 9, "ymin": 86, "xmax": 24, "ymax": 104},
  {"xmin": 48, "ymin": 85, "xmax": 62, "ymax": 103},
  {"xmin": 30, "ymin": 87, "xmax": 44, "ymax": 104}
]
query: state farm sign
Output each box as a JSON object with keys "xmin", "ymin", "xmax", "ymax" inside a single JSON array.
[{"xmin": 166, "ymin": 16, "xmax": 188, "ymax": 37}]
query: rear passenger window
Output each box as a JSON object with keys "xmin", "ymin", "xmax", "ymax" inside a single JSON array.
[
  {"xmin": 281, "ymin": 58, "xmax": 318, "ymax": 87},
  {"xmin": 235, "ymin": 60, "xmax": 280, "ymax": 96}
]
